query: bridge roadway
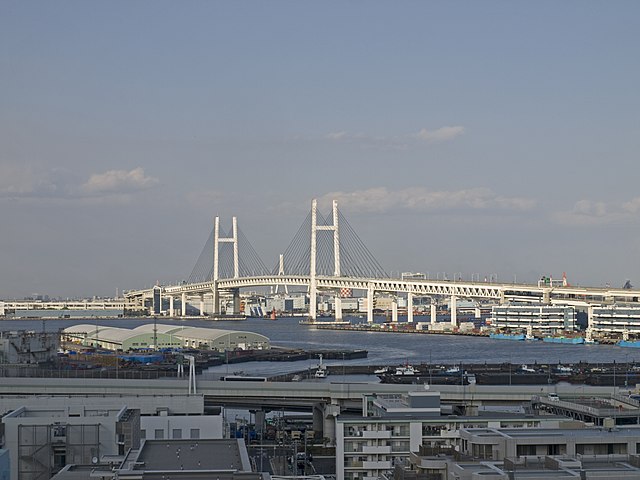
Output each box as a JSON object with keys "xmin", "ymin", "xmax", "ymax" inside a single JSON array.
[
  {"xmin": 129, "ymin": 275, "xmax": 640, "ymax": 307},
  {"xmin": 0, "ymin": 377, "xmax": 620, "ymax": 411}
]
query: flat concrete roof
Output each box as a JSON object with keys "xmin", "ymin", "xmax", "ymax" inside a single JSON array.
[{"xmin": 123, "ymin": 439, "xmax": 251, "ymax": 472}]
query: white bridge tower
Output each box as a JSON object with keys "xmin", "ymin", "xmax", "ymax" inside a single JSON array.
[
  {"xmin": 309, "ymin": 199, "xmax": 342, "ymax": 321},
  {"xmin": 212, "ymin": 216, "xmax": 239, "ymax": 314}
]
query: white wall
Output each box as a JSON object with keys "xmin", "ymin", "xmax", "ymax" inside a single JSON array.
[{"xmin": 141, "ymin": 414, "xmax": 223, "ymax": 441}]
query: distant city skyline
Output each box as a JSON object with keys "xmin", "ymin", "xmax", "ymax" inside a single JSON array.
[{"xmin": 2, "ymin": 2, "xmax": 639, "ymax": 297}]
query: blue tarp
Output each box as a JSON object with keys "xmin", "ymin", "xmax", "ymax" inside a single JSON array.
[{"xmin": 118, "ymin": 354, "xmax": 164, "ymax": 363}]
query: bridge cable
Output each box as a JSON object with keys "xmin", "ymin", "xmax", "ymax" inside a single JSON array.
[{"xmin": 188, "ymin": 228, "xmax": 215, "ymax": 283}]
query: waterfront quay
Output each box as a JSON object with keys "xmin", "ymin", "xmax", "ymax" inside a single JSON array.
[{"xmin": 268, "ymin": 361, "xmax": 640, "ymax": 387}]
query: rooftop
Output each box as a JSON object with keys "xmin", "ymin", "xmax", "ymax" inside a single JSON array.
[{"xmin": 121, "ymin": 439, "xmax": 252, "ymax": 473}]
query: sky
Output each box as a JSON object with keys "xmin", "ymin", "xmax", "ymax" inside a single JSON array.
[{"xmin": 1, "ymin": 1, "xmax": 640, "ymax": 298}]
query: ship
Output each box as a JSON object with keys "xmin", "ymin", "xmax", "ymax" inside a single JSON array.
[
  {"xmin": 617, "ymin": 340, "xmax": 640, "ymax": 348},
  {"xmin": 543, "ymin": 336, "xmax": 585, "ymax": 345},
  {"xmin": 489, "ymin": 333, "xmax": 525, "ymax": 341}
]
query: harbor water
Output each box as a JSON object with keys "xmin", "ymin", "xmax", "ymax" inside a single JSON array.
[{"xmin": 1, "ymin": 316, "xmax": 639, "ymax": 377}]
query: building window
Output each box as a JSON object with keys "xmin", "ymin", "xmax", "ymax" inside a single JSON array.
[
  {"xmin": 516, "ymin": 444, "xmax": 537, "ymax": 456},
  {"xmin": 140, "ymin": 429, "xmax": 146, "ymax": 439},
  {"xmin": 172, "ymin": 429, "xmax": 182, "ymax": 439},
  {"xmin": 52, "ymin": 446, "xmax": 66, "ymax": 470},
  {"xmin": 190, "ymin": 428, "xmax": 200, "ymax": 439},
  {"xmin": 154, "ymin": 429, "xmax": 164, "ymax": 440}
]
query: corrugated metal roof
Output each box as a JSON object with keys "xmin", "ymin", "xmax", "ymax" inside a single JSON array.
[
  {"xmin": 174, "ymin": 327, "xmax": 268, "ymax": 343},
  {"xmin": 89, "ymin": 327, "xmax": 135, "ymax": 343},
  {"xmin": 131, "ymin": 323, "xmax": 181, "ymax": 335},
  {"xmin": 63, "ymin": 323, "xmax": 269, "ymax": 346},
  {"xmin": 63, "ymin": 324, "xmax": 111, "ymax": 334}
]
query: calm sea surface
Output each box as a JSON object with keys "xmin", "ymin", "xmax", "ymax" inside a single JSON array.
[{"xmin": 2, "ymin": 315, "xmax": 639, "ymax": 377}]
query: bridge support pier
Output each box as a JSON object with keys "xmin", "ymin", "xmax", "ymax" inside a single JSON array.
[
  {"xmin": 312, "ymin": 402, "xmax": 340, "ymax": 442},
  {"xmin": 313, "ymin": 403, "xmax": 324, "ymax": 438},
  {"xmin": 450, "ymin": 295, "xmax": 457, "ymax": 327},
  {"xmin": 254, "ymin": 409, "xmax": 265, "ymax": 436},
  {"xmin": 231, "ymin": 289, "xmax": 241, "ymax": 315},
  {"xmin": 212, "ymin": 284, "xmax": 220, "ymax": 315},
  {"xmin": 475, "ymin": 306, "xmax": 481, "ymax": 319},
  {"xmin": 391, "ymin": 297, "xmax": 398, "ymax": 323},
  {"xmin": 153, "ymin": 286, "xmax": 162, "ymax": 316},
  {"xmin": 430, "ymin": 302, "xmax": 437, "ymax": 325},
  {"xmin": 586, "ymin": 306, "xmax": 594, "ymax": 342},
  {"xmin": 335, "ymin": 295, "xmax": 343, "ymax": 321},
  {"xmin": 323, "ymin": 403, "xmax": 340, "ymax": 444},
  {"xmin": 181, "ymin": 292, "xmax": 187, "ymax": 318},
  {"xmin": 200, "ymin": 295, "xmax": 205, "ymax": 316},
  {"xmin": 169, "ymin": 296, "xmax": 174, "ymax": 317},
  {"xmin": 367, "ymin": 284, "xmax": 374, "ymax": 323},
  {"xmin": 407, "ymin": 292, "xmax": 414, "ymax": 323}
]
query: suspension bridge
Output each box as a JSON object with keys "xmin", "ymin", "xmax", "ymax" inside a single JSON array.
[{"xmin": 125, "ymin": 199, "xmax": 640, "ymax": 329}]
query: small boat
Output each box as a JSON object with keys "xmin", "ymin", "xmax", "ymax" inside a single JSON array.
[
  {"xmin": 315, "ymin": 354, "xmax": 328, "ymax": 378},
  {"xmin": 519, "ymin": 364, "xmax": 537, "ymax": 373},
  {"xmin": 394, "ymin": 364, "xmax": 420, "ymax": 376},
  {"xmin": 444, "ymin": 366, "xmax": 461, "ymax": 375},
  {"xmin": 374, "ymin": 366, "xmax": 390, "ymax": 374},
  {"xmin": 554, "ymin": 365, "xmax": 573, "ymax": 374}
]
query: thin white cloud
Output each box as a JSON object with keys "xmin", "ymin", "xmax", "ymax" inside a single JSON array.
[
  {"xmin": 317, "ymin": 187, "xmax": 535, "ymax": 214},
  {"xmin": 413, "ymin": 126, "xmax": 465, "ymax": 142},
  {"xmin": 186, "ymin": 189, "xmax": 226, "ymax": 207},
  {"xmin": 81, "ymin": 167, "xmax": 158, "ymax": 195},
  {"xmin": 0, "ymin": 165, "xmax": 158, "ymax": 202},
  {"xmin": 0, "ymin": 165, "xmax": 60, "ymax": 198},
  {"xmin": 326, "ymin": 131, "xmax": 349, "ymax": 140},
  {"xmin": 623, "ymin": 197, "xmax": 640, "ymax": 214},
  {"xmin": 324, "ymin": 125, "xmax": 465, "ymax": 149},
  {"xmin": 553, "ymin": 197, "xmax": 640, "ymax": 226}
]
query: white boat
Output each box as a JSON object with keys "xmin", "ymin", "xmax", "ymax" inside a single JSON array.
[
  {"xmin": 520, "ymin": 364, "xmax": 536, "ymax": 373},
  {"xmin": 394, "ymin": 364, "xmax": 420, "ymax": 376},
  {"xmin": 555, "ymin": 365, "xmax": 573, "ymax": 374},
  {"xmin": 374, "ymin": 366, "xmax": 390, "ymax": 374},
  {"xmin": 445, "ymin": 366, "xmax": 461, "ymax": 375},
  {"xmin": 315, "ymin": 354, "xmax": 329, "ymax": 378}
]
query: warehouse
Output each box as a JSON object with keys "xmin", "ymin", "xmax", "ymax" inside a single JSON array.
[{"xmin": 62, "ymin": 324, "xmax": 270, "ymax": 352}]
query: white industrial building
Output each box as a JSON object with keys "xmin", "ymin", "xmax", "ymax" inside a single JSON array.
[
  {"xmin": 400, "ymin": 426, "xmax": 640, "ymax": 479},
  {"xmin": 0, "ymin": 331, "xmax": 59, "ymax": 364},
  {"xmin": 589, "ymin": 304, "xmax": 640, "ymax": 335},
  {"xmin": 2, "ymin": 404, "xmax": 140, "ymax": 480},
  {"xmin": 335, "ymin": 392, "xmax": 571, "ymax": 480},
  {"xmin": 62, "ymin": 323, "xmax": 270, "ymax": 352},
  {"xmin": 490, "ymin": 304, "xmax": 577, "ymax": 332},
  {"xmin": 0, "ymin": 394, "xmax": 224, "ymax": 480},
  {"xmin": 0, "ymin": 300, "xmax": 125, "ymax": 318}
]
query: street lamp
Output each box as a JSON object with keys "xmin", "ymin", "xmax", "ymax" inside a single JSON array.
[{"xmin": 343, "ymin": 352, "xmax": 346, "ymax": 377}]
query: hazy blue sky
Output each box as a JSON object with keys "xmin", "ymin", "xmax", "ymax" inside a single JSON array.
[{"xmin": 1, "ymin": 1, "xmax": 639, "ymax": 298}]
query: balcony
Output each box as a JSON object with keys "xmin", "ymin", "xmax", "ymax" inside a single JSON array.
[
  {"xmin": 362, "ymin": 460, "xmax": 392, "ymax": 469},
  {"xmin": 362, "ymin": 445, "xmax": 392, "ymax": 454},
  {"xmin": 362, "ymin": 430, "xmax": 392, "ymax": 439}
]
